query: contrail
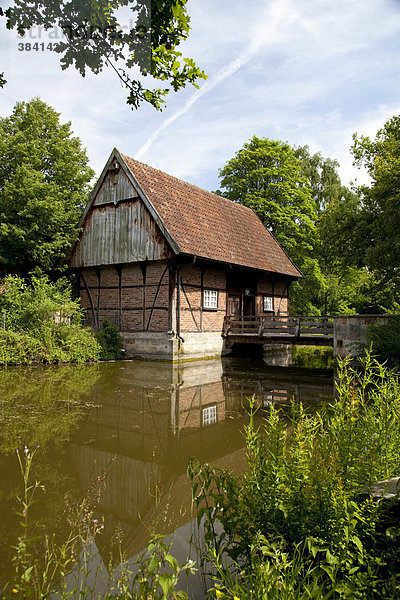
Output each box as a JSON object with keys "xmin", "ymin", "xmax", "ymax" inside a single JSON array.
[{"xmin": 135, "ymin": 0, "xmax": 293, "ymax": 160}]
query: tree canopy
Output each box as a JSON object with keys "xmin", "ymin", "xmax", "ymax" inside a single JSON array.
[
  {"xmin": 352, "ymin": 115, "xmax": 400, "ymax": 289},
  {"xmin": 218, "ymin": 136, "xmax": 316, "ymax": 261},
  {"xmin": 0, "ymin": 98, "xmax": 94, "ymax": 275},
  {"xmin": 0, "ymin": 0, "xmax": 206, "ymax": 110},
  {"xmin": 217, "ymin": 137, "xmax": 373, "ymax": 315}
]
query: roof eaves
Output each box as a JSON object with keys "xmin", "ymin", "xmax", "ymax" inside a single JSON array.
[
  {"xmin": 177, "ymin": 252, "xmax": 302, "ymax": 279},
  {"xmin": 249, "ymin": 211, "xmax": 303, "ymax": 279}
]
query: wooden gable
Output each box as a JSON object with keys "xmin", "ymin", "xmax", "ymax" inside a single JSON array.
[{"xmin": 69, "ymin": 154, "xmax": 174, "ymax": 268}]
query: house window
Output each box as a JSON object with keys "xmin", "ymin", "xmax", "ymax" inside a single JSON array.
[
  {"xmin": 263, "ymin": 295, "xmax": 274, "ymax": 312},
  {"xmin": 202, "ymin": 405, "xmax": 217, "ymax": 426},
  {"xmin": 203, "ymin": 289, "xmax": 218, "ymax": 310}
]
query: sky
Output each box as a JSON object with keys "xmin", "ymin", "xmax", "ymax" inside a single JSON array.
[{"xmin": 1, "ymin": 0, "xmax": 400, "ymax": 191}]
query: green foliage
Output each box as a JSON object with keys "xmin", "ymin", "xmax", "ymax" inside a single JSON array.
[
  {"xmin": 367, "ymin": 316, "xmax": 400, "ymax": 367},
  {"xmin": 97, "ymin": 319, "xmax": 123, "ymax": 360},
  {"xmin": 217, "ymin": 137, "xmax": 374, "ymax": 316},
  {"xmin": 2, "ymin": 1, "xmax": 206, "ymax": 111},
  {"xmin": 293, "ymin": 145, "xmax": 344, "ymax": 215},
  {"xmin": 352, "ymin": 114, "xmax": 400, "ymax": 301},
  {"xmin": 218, "ymin": 136, "xmax": 316, "ymax": 262},
  {"xmin": 0, "ymin": 98, "xmax": 94, "ymax": 274},
  {"xmin": 189, "ymin": 355, "xmax": 400, "ymax": 599},
  {"xmin": 0, "ymin": 331, "xmax": 43, "ymax": 366},
  {"xmin": 291, "ymin": 345, "xmax": 334, "ymax": 370},
  {"xmin": 291, "ymin": 145, "xmax": 370, "ymax": 316},
  {"xmin": 0, "ymin": 274, "xmax": 100, "ymax": 364},
  {"xmin": 115, "ymin": 535, "xmax": 196, "ymax": 599}
]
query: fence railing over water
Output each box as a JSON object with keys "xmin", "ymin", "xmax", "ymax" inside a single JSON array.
[{"xmin": 224, "ymin": 315, "xmax": 334, "ymax": 339}]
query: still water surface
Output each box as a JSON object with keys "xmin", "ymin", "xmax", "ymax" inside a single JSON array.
[{"xmin": 0, "ymin": 358, "xmax": 334, "ymax": 593}]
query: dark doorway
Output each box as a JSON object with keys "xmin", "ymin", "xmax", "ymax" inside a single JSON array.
[{"xmin": 243, "ymin": 295, "xmax": 255, "ymax": 316}]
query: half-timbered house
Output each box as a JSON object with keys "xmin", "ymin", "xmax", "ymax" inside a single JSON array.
[{"xmin": 68, "ymin": 149, "xmax": 302, "ymax": 360}]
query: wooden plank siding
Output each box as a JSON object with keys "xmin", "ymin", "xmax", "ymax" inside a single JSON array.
[{"xmin": 70, "ymin": 170, "xmax": 173, "ymax": 268}]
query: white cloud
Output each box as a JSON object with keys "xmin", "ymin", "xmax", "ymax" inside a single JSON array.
[
  {"xmin": 134, "ymin": 0, "xmax": 297, "ymax": 160},
  {"xmin": 0, "ymin": 0, "xmax": 399, "ymax": 188}
]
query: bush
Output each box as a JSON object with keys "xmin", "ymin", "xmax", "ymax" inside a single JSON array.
[
  {"xmin": 189, "ymin": 354, "xmax": 400, "ymax": 599},
  {"xmin": 0, "ymin": 274, "xmax": 100, "ymax": 364},
  {"xmin": 367, "ymin": 316, "xmax": 400, "ymax": 367},
  {"xmin": 96, "ymin": 319, "xmax": 123, "ymax": 360},
  {"xmin": 0, "ymin": 330, "xmax": 43, "ymax": 365},
  {"xmin": 292, "ymin": 345, "xmax": 334, "ymax": 369}
]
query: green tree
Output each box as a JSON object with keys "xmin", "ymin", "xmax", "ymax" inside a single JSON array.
[
  {"xmin": 352, "ymin": 114, "xmax": 400, "ymax": 303},
  {"xmin": 0, "ymin": 98, "xmax": 94, "ymax": 275},
  {"xmin": 217, "ymin": 137, "xmax": 326, "ymax": 314},
  {"xmin": 293, "ymin": 145, "xmax": 344, "ymax": 214},
  {"xmin": 218, "ymin": 136, "xmax": 316, "ymax": 261},
  {"xmin": 217, "ymin": 137, "xmax": 374, "ymax": 315},
  {"xmin": 1, "ymin": 0, "xmax": 206, "ymax": 110},
  {"xmin": 290, "ymin": 145, "xmax": 376, "ymax": 315}
]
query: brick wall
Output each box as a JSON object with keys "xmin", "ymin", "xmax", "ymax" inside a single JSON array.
[
  {"xmin": 79, "ymin": 260, "xmax": 292, "ymax": 334},
  {"xmin": 79, "ymin": 261, "xmax": 170, "ymax": 332},
  {"xmin": 178, "ymin": 265, "xmax": 226, "ymax": 333},
  {"xmin": 256, "ymin": 275, "xmax": 290, "ymax": 316}
]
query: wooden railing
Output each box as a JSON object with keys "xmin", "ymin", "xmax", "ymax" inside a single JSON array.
[{"xmin": 224, "ymin": 315, "xmax": 334, "ymax": 338}]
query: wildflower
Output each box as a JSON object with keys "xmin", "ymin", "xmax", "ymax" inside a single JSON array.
[
  {"xmin": 234, "ymin": 597, "xmax": 240, "ymax": 600},
  {"xmin": 12, "ymin": 589, "xmax": 18, "ymax": 594},
  {"xmin": 215, "ymin": 591, "xmax": 224, "ymax": 597}
]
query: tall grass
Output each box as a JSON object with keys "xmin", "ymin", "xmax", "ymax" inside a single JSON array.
[
  {"xmin": 189, "ymin": 354, "xmax": 400, "ymax": 599},
  {"xmin": 4, "ymin": 446, "xmax": 196, "ymax": 599}
]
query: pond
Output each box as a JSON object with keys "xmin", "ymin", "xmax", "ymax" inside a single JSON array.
[{"xmin": 0, "ymin": 357, "xmax": 334, "ymax": 596}]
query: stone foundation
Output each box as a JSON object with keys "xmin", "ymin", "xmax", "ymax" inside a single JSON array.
[
  {"xmin": 333, "ymin": 315, "xmax": 389, "ymax": 358},
  {"xmin": 263, "ymin": 343, "xmax": 293, "ymax": 367},
  {"xmin": 120, "ymin": 331, "xmax": 231, "ymax": 361}
]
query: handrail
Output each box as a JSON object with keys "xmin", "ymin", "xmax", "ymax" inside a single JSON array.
[{"xmin": 224, "ymin": 315, "xmax": 334, "ymax": 338}]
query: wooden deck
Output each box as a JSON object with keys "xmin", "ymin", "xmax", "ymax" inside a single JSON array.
[{"xmin": 224, "ymin": 315, "xmax": 334, "ymax": 346}]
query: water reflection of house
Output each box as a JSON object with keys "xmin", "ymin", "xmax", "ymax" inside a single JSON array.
[{"xmin": 68, "ymin": 360, "xmax": 333, "ymax": 563}]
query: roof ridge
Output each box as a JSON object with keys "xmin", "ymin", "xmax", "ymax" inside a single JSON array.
[{"xmin": 121, "ymin": 153, "xmax": 255, "ymax": 214}]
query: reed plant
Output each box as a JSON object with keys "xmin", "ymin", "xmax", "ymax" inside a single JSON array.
[
  {"xmin": 189, "ymin": 353, "xmax": 400, "ymax": 599},
  {"xmin": 4, "ymin": 445, "xmax": 196, "ymax": 599}
]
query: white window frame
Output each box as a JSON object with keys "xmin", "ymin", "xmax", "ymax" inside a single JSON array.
[
  {"xmin": 263, "ymin": 295, "xmax": 274, "ymax": 312},
  {"xmin": 203, "ymin": 289, "xmax": 218, "ymax": 310},
  {"xmin": 202, "ymin": 405, "xmax": 217, "ymax": 426}
]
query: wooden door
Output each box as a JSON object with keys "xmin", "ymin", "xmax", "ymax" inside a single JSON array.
[{"xmin": 227, "ymin": 296, "xmax": 240, "ymax": 316}]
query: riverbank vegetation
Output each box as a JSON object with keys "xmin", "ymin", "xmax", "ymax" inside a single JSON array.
[
  {"xmin": 0, "ymin": 274, "xmax": 100, "ymax": 365},
  {"xmin": 291, "ymin": 345, "xmax": 334, "ymax": 370},
  {"xmin": 189, "ymin": 355, "xmax": 400, "ymax": 599}
]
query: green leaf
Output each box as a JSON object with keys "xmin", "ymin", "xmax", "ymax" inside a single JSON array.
[
  {"xmin": 159, "ymin": 573, "xmax": 174, "ymax": 597},
  {"xmin": 164, "ymin": 552, "xmax": 179, "ymax": 572},
  {"xmin": 351, "ymin": 536, "xmax": 363, "ymax": 553}
]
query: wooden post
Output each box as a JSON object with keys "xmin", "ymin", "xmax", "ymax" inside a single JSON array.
[
  {"xmin": 295, "ymin": 317, "xmax": 300, "ymax": 338},
  {"xmin": 258, "ymin": 317, "xmax": 263, "ymax": 336},
  {"xmin": 117, "ymin": 264, "xmax": 122, "ymax": 330}
]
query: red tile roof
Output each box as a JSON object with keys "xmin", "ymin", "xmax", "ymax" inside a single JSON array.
[{"xmin": 122, "ymin": 154, "xmax": 301, "ymax": 278}]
